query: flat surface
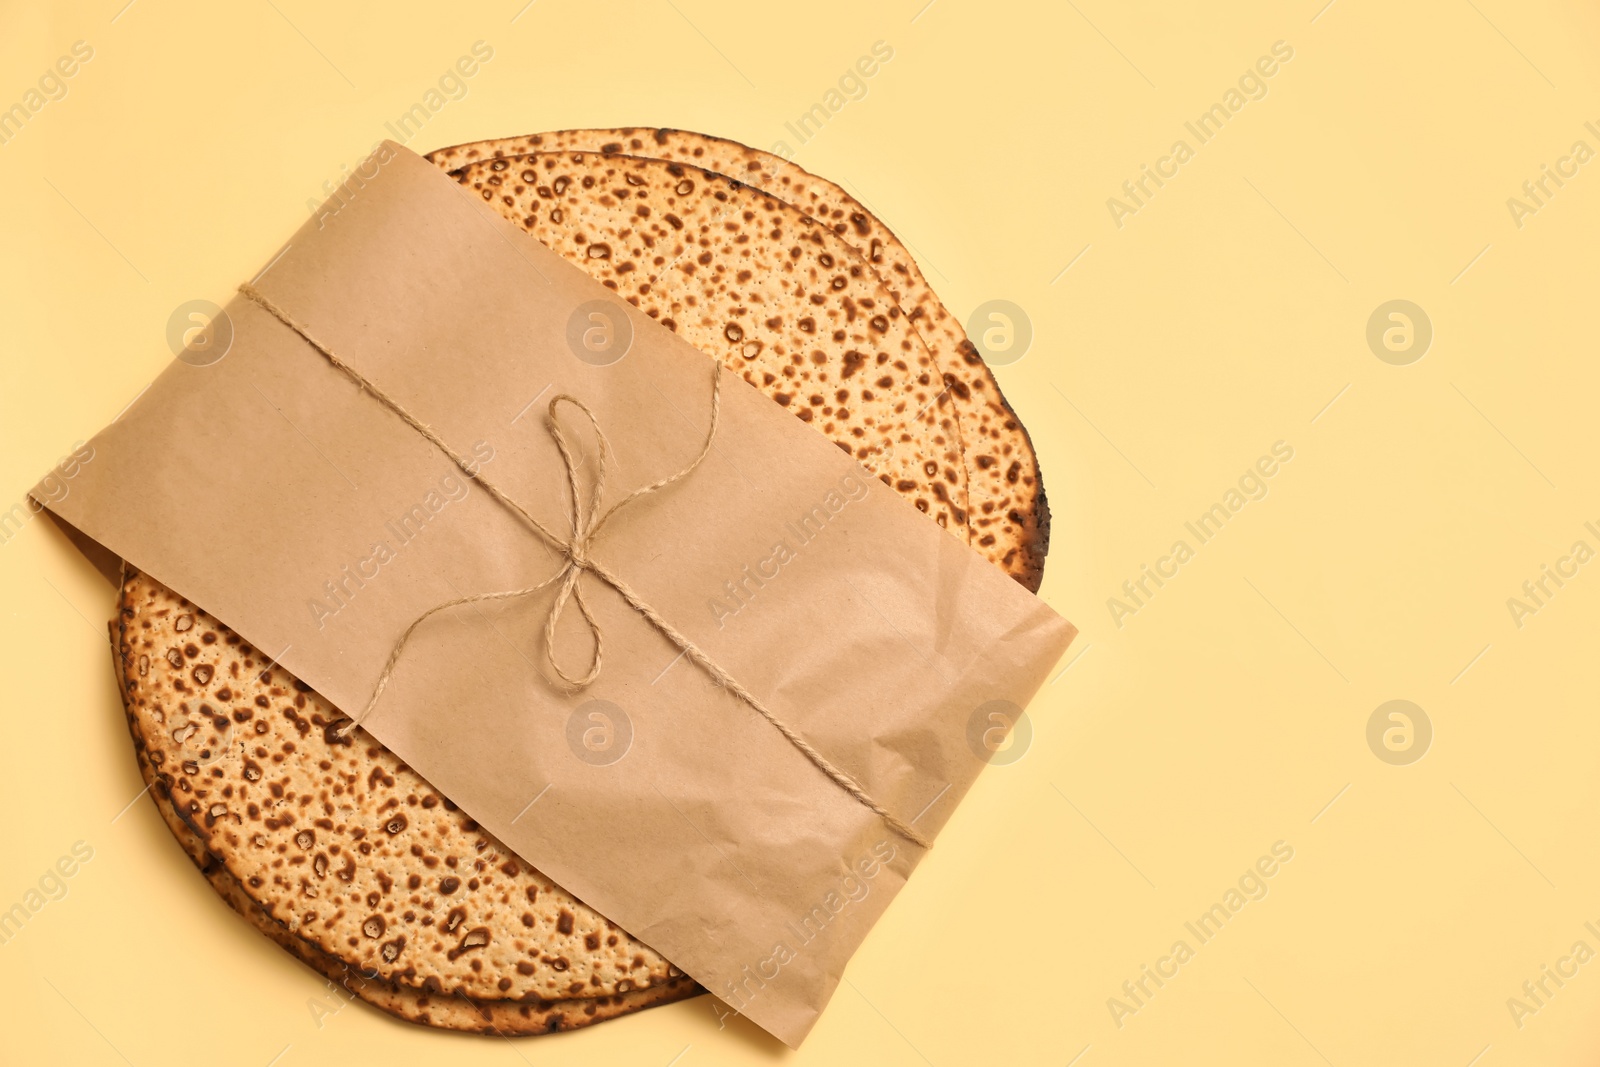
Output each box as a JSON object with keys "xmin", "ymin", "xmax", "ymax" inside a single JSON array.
[{"xmin": 2, "ymin": 1, "xmax": 1598, "ymax": 1064}]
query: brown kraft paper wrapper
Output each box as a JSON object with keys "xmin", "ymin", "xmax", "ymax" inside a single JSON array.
[{"xmin": 34, "ymin": 142, "xmax": 1076, "ymax": 1047}]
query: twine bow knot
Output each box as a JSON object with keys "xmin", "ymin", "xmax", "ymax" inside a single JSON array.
[
  {"xmin": 352, "ymin": 382, "xmax": 722, "ymax": 710},
  {"xmin": 524, "ymin": 389, "xmax": 718, "ymax": 692}
]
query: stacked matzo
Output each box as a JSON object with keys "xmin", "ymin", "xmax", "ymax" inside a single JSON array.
[{"xmin": 116, "ymin": 128, "xmax": 1051, "ymax": 1035}]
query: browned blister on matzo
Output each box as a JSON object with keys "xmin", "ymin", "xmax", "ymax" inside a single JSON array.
[
  {"xmin": 429, "ymin": 128, "xmax": 1049, "ymax": 590},
  {"xmin": 115, "ymin": 570, "xmax": 678, "ymax": 1003},
  {"xmin": 453, "ymin": 150, "xmax": 972, "ymax": 540}
]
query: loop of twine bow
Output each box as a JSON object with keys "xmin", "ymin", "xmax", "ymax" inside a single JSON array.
[{"xmin": 238, "ymin": 284, "xmax": 931, "ymax": 849}]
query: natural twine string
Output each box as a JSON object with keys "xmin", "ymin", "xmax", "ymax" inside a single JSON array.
[{"xmin": 237, "ymin": 284, "xmax": 931, "ymax": 850}]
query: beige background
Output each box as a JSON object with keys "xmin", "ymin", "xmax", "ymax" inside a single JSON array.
[{"xmin": 3, "ymin": 0, "xmax": 1599, "ymax": 1064}]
